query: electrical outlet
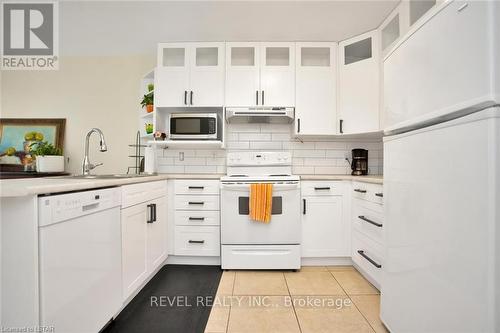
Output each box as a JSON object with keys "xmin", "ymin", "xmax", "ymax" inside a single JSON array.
[{"xmin": 179, "ymin": 152, "xmax": 184, "ymax": 161}]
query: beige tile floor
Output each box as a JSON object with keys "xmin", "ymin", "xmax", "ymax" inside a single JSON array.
[{"xmin": 205, "ymin": 266, "xmax": 389, "ymax": 333}]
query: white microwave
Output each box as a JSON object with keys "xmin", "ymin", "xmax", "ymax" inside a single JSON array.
[{"xmin": 169, "ymin": 113, "xmax": 218, "ymax": 140}]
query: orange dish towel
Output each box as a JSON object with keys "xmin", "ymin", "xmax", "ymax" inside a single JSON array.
[{"xmin": 249, "ymin": 183, "xmax": 273, "ymax": 223}]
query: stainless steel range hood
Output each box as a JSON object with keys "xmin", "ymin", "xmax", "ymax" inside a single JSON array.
[{"xmin": 225, "ymin": 107, "xmax": 295, "ymax": 123}]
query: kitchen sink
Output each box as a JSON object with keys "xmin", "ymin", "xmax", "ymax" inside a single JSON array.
[{"xmin": 66, "ymin": 173, "xmax": 155, "ymax": 179}]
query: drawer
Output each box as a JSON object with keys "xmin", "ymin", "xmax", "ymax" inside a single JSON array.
[
  {"xmin": 301, "ymin": 181, "xmax": 344, "ymax": 196},
  {"xmin": 175, "ymin": 210, "xmax": 220, "ymax": 226},
  {"xmin": 352, "ymin": 230, "xmax": 383, "ymax": 287},
  {"xmin": 174, "ymin": 226, "xmax": 220, "ymax": 256},
  {"xmin": 352, "ymin": 182, "xmax": 383, "ymax": 205},
  {"xmin": 121, "ymin": 180, "xmax": 167, "ymax": 208},
  {"xmin": 352, "ymin": 200, "xmax": 384, "ymax": 244},
  {"xmin": 175, "ymin": 180, "xmax": 220, "ymax": 195},
  {"xmin": 175, "ymin": 195, "xmax": 220, "ymax": 211}
]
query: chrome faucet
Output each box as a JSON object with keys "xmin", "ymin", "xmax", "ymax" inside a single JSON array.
[{"xmin": 82, "ymin": 128, "xmax": 107, "ymax": 175}]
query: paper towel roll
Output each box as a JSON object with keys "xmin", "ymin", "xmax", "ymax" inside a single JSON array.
[{"xmin": 144, "ymin": 147, "xmax": 157, "ymax": 174}]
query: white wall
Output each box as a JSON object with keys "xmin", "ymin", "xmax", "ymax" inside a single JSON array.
[{"xmin": 1, "ymin": 55, "xmax": 155, "ymax": 174}]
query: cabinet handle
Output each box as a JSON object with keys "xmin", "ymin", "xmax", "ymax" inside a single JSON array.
[
  {"xmin": 303, "ymin": 198, "xmax": 306, "ymax": 215},
  {"xmin": 152, "ymin": 203, "xmax": 157, "ymax": 222},
  {"xmin": 314, "ymin": 187, "xmax": 331, "ymax": 190},
  {"xmin": 256, "ymin": 90, "xmax": 259, "ymax": 105},
  {"xmin": 188, "ymin": 186, "xmax": 205, "ymax": 190},
  {"xmin": 190, "ymin": 91, "xmax": 193, "ymax": 105},
  {"xmin": 188, "ymin": 240, "xmax": 205, "ymax": 244},
  {"xmin": 340, "ymin": 119, "xmax": 344, "ymax": 134},
  {"xmin": 188, "ymin": 201, "xmax": 205, "ymax": 205},
  {"xmin": 358, "ymin": 215, "xmax": 382, "ymax": 228},
  {"xmin": 375, "ymin": 193, "xmax": 383, "ymax": 197},
  {"xmin": 261, "ymin": 90, "xmax": 265, "ymax": 105},
  {"xmin": 184, "ymin": 91, "xmax": 188, "ymax": 105},
  {"xmin": 354, "ymin": 189, "xmax": 367, "ymax": 193},
  {"xmin": 146, "ymin": 204, "xmax": 154, "ymax": 223},
  {"xmin": 189, "ymin": 217, "xmax": 205, "ymax": 221},
  {"xmin": 297, "ymin": 119, "xmax": 301, "ymax": 133},
  {"xmin": 357, "ymin": 250, "xmax": 382, "ymax": 268}
]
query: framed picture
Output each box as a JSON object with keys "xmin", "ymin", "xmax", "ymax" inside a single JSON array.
[{"xmin": 0, "ymin": 118, "xmax": 66, "ymax": 170}]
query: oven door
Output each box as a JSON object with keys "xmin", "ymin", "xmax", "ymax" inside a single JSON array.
[
  {"xmin": 169, "ymin": 114, "xmax": 217, "ymax": 140},
  {"xmin": 220, "ymin": 182, "xmax": 301, "ymax": 244}
]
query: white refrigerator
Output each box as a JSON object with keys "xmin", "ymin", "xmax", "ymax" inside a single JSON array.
[
  {"xmin": 381, "ymin": 0, "xmax": 500, "ymax": 331},
  {"xmin": 381, "ymin": 107, "xmax": 500, "ymax": 332}
]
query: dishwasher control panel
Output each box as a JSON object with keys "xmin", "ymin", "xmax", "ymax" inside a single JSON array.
[{"xmin": 38, "ymin": 187, "xmax": 121, "ymax": 227}]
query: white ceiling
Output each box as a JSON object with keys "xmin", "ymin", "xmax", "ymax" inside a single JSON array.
[{"xmin": 60, "ymin": 1, "xmax": 399, "ymax": 56}]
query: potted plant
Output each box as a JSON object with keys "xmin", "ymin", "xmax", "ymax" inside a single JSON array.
[
  {"xmin": 141, "ymin": 84, "xmax": 154, "ymax": 113},
  {"xmin": 30, "ymin": 141, "xmax": 64, "ymax": 173}
]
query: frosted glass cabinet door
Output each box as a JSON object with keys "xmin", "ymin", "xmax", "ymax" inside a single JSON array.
[
  {"xmin": 156, "ymin": 43, "xmax": 190, "ymax": 107},
  {"xmin": 225, "ymin": 42, "xmax": 261, "ymax": 107},
  {"xmin": 295, "ymin": 42, "xmax": 337, "ymax": 135},
  {"xmin": 260, "ymin": 42, "xmax": 296, "ymax": 107},
  {"xmin": 338, "ymin": 30, "xmax": 380, "ymax": 134},
  {"xmin": 189, "ymin": 42, "xmax": 225, "ymax": 107}
]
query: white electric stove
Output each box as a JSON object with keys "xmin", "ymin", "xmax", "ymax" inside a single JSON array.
[{"xmin": 220, "ymin": 152, "xmax": 301, "ymax": 270}]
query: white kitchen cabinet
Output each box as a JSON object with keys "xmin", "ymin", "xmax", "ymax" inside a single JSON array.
[
  {"xmin": 295, "ymin": 42, "xmax": 337, "ymax": 136},
  {"xmin": 156, "ymin": 42, "xmax": 225, "ymax": 107},
  {"xmin": 146, "ymin": 196, "xmax": 168, "ymax": 272},
  {"xmin": 121, "ymin": 181, "xmax": 168, "ymax": 300},
  {"xmin": 173, "ymin": 180, "xmax": 221, "ymax": 257},
  {"xmin": 301, "ymin": 181, "xmax": 349, "ymax": 257},
  {"xmin": 226, "ymin": 42, "xmax": 295, "ymax": 107},
  {"xmin": 338, "ymin": 30, "xmax": 381, "ymax": 134},
  {"xmin": 121, "ymin": 203, "xmax": 148, "ymax": 300}
]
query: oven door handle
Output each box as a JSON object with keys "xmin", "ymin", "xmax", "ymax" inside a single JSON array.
[{"xmin": 220, "ymin": 183, "xmax": 299, "ymax": 191}]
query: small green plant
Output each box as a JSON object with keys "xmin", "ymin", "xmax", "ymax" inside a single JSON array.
[
  {"xmin": 140, "ymin": 93, "xmax": 154, "ymax": 108},
  {"xmin": 147, "ymin": 83, "xmax": 154, "ymax": 92},
  {"xmin": 30, "ymin": 141, "xmax": 62, "ymax": 156}
]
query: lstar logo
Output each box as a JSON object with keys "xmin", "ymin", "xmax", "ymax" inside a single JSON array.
[{"xmin": 1, "ymin": 1, "xmax": 59, "ymax": 70}]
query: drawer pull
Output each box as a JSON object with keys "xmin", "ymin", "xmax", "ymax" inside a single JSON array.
[
  {"xmin": 314, "ymin": 187, "xmax": 331, "ymax": 190},
  {"xmin": 188, "ymin": 217, "xmax": 205, "ymax": 221},
  {"xmin": 188, "ymin": 186, "xmax": 205, "ymax": 190},
  {"xmin": 357, "ymin": 250, "xmax": 382, "ymax": 268},
  {"xmin": 358, "ymin": 215, "xmax": 383, "ymax": 228},
  {"xmin": 188, "ymin": 240, "xmax": 205, "ymax": 244},
  {"xmin": 375, "ymin": 193, "xmax": 383, "ymax": 197},
  {"xmin": 354, "ymin": 189, "xmax": 367, "ymax": 193},
  {"xmin": 188, "ymin": 201, "xmax": 205, "ymax": 205}
]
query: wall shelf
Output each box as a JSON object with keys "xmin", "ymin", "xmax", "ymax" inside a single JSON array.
[{"xmin": 147, "ymin": 140, "xmax": 224, "ymax": 149}]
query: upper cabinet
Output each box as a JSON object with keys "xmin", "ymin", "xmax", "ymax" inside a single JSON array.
[
  {"xmin": 226, "ymin": 42, "xmax": 295, "ymax": 107},
  {"xmin": 155, "ymin": 42, "xmax": 225, "ymax": 107},
  {"xmin": 338, "ymin": 30, "xmax": 381, "ymax": 135},
  {"xmin": 295, "ymin": 42, "xmax": 337, "ymax": 135}
]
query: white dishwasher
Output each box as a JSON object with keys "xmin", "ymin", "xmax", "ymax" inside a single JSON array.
[{"xmin": 38, "ymin": 187, "xmax": 122, "ymax": 333}]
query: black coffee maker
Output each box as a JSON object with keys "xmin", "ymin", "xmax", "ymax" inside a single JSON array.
[{"xmin": 350, "ymin": 149, "xmax": 368, "ymax": 176}]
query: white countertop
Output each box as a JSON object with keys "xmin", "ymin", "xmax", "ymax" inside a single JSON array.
[
  {"xmin": 299, "ymin": 174, "xmax": 383, "ymax": 184},
  {"xmin": 0, "ymin": 173, "xmax": 381, "ymax": 197}
]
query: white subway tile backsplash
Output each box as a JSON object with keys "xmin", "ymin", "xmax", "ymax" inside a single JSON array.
[
  {"xmin": 153, "ymin": 122, "xmax": 383, "ymax": 176},
  {"xmin": 185, "ymin": 165, "xmax": 218, "ymax": 174},
  {"xmin": 239, "ymin": 133, "xmax": 272, "ymax": 141},
  {"xmin": 227, "ymin": 141, "xmax": 250, "ymax": 150},
  {"xmin": 174, "ymin": 157, "xmax": 206, "ymax": 165},
  {"xmin": 303, "ymin": 158, "xmax": 338, "ymax": 166},
  {"xmin": 293, "ymin": 150, "xmax": 326, "ymax": 158},
  {"xmin": 249, "ymin": 141, "xmax": 282, "ymax": 150}
]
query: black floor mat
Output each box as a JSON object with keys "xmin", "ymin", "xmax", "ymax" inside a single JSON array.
[{"xmin": 102, "ymin": 265, "xmax": 223, "ymax": 333}]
